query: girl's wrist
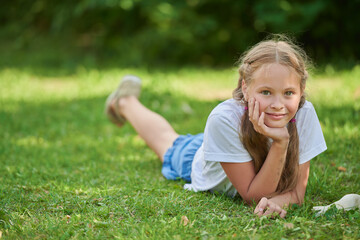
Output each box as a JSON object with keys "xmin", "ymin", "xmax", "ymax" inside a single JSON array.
[
  {"xmin": 272, "ymin": 138, "xmax": 289, "ymax": 148},
  {"xmin": 271, "ymin": 130, "xmax": 290, "ymax": 145}
]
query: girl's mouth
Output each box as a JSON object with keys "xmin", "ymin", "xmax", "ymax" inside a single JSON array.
[{"xmin": 265, "ymin": 113, "xmax": 287, "ymax": 120}]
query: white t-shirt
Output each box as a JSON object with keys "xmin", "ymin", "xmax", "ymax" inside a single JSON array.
[{"xmin": 184, "ymin": 99, "xmax": 327, "ymax": 197}]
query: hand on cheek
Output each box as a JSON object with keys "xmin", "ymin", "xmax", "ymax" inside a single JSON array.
[
  {"xmin": 248, "ymin": 98, "xmax": 266, "ymax": 134},
  {"xmin": 247, "ymin": 98, "xmax": 289, "ymax": 142},
  {"xmin": 248, "ymin": 98, "xmax": 258, "ymax": 122}
]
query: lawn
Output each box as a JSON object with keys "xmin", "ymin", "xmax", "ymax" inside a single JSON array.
[{"xmin": 0, "ymin": 60, "xmax": 359, "ymax": 239}]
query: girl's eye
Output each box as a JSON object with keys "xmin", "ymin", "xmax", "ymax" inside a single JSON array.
[
  {"xmin": 261, "ymin": 90, "xmax": 271, "ymax": 95},
  {"xmin": 285, "ymin": 91, "xmax": 294, "ymax": 96}
]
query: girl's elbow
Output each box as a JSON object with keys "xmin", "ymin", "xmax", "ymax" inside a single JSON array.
[
  {"xmin": 243, "ymin": 197, "xmax": 255, "ymax": 205},
  {"xmin": 292, "ymin": 190, "xmax": 305, "ymax": 205},
  {"xmin": 241, "ymin": 193, "xmax": 262, "ymax": 205},
  {"xmin": 238, "ymin": 192, "xmax": 254, "ymax": 205},
  {"xmin": 298, "ymin": 195, "xmax": 305, "ymax": 205},
  {"xmin": 240, "ymin": 190, "xmax": 275, "ymax": 205}
]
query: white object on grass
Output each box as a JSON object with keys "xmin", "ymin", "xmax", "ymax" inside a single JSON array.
[{"xmin": 313, "ymin": 194, "xmax": 360, "ymax": 216}]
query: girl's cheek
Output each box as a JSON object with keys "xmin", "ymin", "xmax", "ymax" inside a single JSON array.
[{"xmin": 254, "ymin": 97, "xmax": 264, "ymax": 111}]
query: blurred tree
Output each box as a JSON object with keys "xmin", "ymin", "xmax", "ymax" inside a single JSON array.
[{"xmin": 1, "ymin": 0, "xmax": 359, "ymax": 66}]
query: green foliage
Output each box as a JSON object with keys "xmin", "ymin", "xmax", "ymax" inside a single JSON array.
[{"xmin": 1, "ymin": 0, "xmax": 360, "ymax": 66}]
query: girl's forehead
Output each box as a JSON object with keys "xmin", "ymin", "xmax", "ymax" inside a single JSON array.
[
  {"xmin": 251, "ymin": 63, "xmax": 300, "ymax": 86},
  {"xmin": 254, "ymin": 63, "xmax": 290, "ymax": 78}
]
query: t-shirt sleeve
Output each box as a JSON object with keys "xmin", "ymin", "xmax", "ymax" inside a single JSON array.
[
  {"xmin": 297, "ymin": 102, "xmax": 327, "ymax": 164},
  {"xmin": 203, "ymin": 112, "xmax": 252, "ymax": 163}
]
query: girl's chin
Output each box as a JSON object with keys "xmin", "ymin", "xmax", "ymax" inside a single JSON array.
[{"xmin": 264, "ymin": 120, "xmax": 288, "ymax": 128}]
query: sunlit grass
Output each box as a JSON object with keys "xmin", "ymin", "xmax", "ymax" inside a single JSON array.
[{"xmin": 0, "ymin": 63, "xmax": 359, "ymax": 239}]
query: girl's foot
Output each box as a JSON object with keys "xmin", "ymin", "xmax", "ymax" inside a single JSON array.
[{"xmin": 104, "ymin": 75, "xmax": 142, "ymax": 126}]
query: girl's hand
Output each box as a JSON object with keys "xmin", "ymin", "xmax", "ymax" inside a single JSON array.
[
  {"xmin": 254, "ymin": 197, "xmax": 287, "ymax": 218},
  {"xmin": 248, "ymin": 98, "xmax": 289, "ymax": 143}
]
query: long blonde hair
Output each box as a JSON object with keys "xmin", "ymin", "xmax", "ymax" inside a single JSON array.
[{"xmin": 233, "ymin": 35, "xmax": 309, "ymax": 193}]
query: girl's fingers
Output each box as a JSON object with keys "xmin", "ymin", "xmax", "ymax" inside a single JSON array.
[
  {"xmin": 252, "ymin": 100, "xmax": 258, "ymax": 120},
  {"xmin": 253, "ymin": 111, "xmax": 268, "ymax": 135},
  {"xmin": 263, "ymin": 208, "xmax": 275, "ymax": 217},
  {"xmin": 263, "ymin": 201, "xmax": 276, "ymax": 216},
  {"xmin": 264, "ymin": 204, "xmax": 284, "ymax": 218},
  {"xmin": 255, "ymin": 199, "xmax": 286, "ymax": 218},
  {"xmin": 248, "ymin": 99, "xmax": 268, "ymax": 135},
  {"xmin": 279, "ymin": 209, "xmax": 287, "ymax": 218},
  {"xmin": 248, "ymin": 98, "xmax": 254, "ymax": 119},
  {"xmin": 258, "ymin": 112, "xmax": 266, "ymax": 129},
  {"xmin": 248, "ymin": 98, "xmax": 259, "ymax": 122},
  {"xmin": 254, "ymin": 197, "xmax": 268, "ymax": 216}
]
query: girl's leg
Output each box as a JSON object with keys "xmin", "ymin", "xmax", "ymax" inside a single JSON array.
[{"xmin": 113, "ymin": 95, "xmax": 179, "ymax": 162}]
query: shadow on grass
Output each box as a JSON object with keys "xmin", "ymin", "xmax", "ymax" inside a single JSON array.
[
  {"xmin": 0, "ymin": 87, "xmax": 239, "ymax": 236},
  {"xmin": 0, "ymin": 87, "xmax": 221, "ymax": 190}
]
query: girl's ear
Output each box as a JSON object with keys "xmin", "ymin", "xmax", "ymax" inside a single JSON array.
[{"xmin": 242, "ymin": 80, "xmax": 248, "ymax": 101}]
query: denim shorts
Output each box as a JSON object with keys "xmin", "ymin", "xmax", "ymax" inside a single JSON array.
[{"xmin": 161, "ymin": 133, "xmax": 204, "ymax": 182}]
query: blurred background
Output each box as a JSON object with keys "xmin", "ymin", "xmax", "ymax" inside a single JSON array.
[{"xmin": 1, "ymin": 0, "xmax": 360, "ymax": 69}]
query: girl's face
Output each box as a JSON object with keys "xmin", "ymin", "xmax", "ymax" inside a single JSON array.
[{"xmin": 242, "ymin": 63, "xmax": 303, "ymax": 128}]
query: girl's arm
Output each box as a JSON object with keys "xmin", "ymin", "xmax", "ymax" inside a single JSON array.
[
  {"xmin": 220, "ymin": 138, "xmax": 289, "ymax": 203},
  {"xmin": 254, "ymin": 161, "xmax": 310, "ymax": 217},
  {"xmin": 222, "ymin": 98, "xmax": 290, "ymax": 203},
  {"xmin": 254, "ymin": 161, "xmax": 310, "ymax": 216},
  {"xmin": 270, "ymin": 161, "xmax": 310, "ymax": 206}
]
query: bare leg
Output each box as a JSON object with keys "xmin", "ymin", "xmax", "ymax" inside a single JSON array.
[{"xmin": 113, "ymin": 95, "xmax": 179, "ymax": 162}]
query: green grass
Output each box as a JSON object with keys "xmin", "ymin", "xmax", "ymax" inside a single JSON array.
[{"xmin": 1, "ymin": 60, "xmax": 360, "ymax": 239}]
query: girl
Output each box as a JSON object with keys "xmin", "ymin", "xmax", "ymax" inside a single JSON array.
[{"xmin": 105, "ymin": 36, "xmax": 327, "ymax": 218}]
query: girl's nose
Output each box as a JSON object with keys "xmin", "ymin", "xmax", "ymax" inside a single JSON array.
[{"xmin": 270, "ymin": 97, "xmax": 284, "ymax": 109}]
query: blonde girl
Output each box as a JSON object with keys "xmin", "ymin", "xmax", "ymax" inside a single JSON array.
[{"xmin": 105, "ymin": 36, "xmax": 327, "ymax": 218}]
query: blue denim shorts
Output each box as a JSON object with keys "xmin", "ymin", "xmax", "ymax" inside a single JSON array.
[{"xmin": 162, "ymin": 133, "xmax": 204, "ymax": 182}]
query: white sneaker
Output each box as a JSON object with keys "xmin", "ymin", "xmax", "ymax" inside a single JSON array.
[
  {"xmin": 313, "ymin": 194, "xmax": 360, "ymax": 216},
  {"xmin": 104, "ymin": 75, "xmax": 142, "ymax": 126}
]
